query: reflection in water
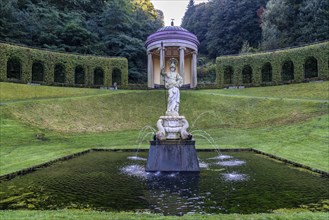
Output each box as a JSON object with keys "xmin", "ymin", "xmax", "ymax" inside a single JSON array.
[
  {"xmin": 127, "ymin": 156, "xmax": 147, "ymax": 161},
  {"xmin": 145, "ymin": 172, "xmax": 201, "ymax": 215},
  {"xmin": 120, "ymin": 155, "xmax": 248, "ymax": 215},
  {"xmin": 217, "ymin": 160, "xmax": 246, "ymax": 167},
  {"xmin": 208, "ymin": 155, "xmax": 233, "ymax": 160},
  {"xmin": 1, "ymin": 151, "xmax": 328, "ymax": 216},
  {"xmin": 198, "ymin": 160, "xmax": 209, "ymax": 169},
  {"xmin": 120, "ymin": 165, "xmax": 149, "ymax": 178},
  {"xmin": 222, "ymin": 172, "xmax": 248, "ymax": 181}
]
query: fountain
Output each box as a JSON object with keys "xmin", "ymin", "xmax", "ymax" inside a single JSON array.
[{"xmin": 145, "ymin": 58, "xmax": 200, "ymax": 172}]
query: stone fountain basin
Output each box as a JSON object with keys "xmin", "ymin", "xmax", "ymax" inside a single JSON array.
[{"xmin": 0, "ymin": 151, "xmax": 328, "ymax": 216}]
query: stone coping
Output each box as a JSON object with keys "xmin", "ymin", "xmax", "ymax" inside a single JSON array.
[
  {"xmin": 1, "ymin": 148, "xmax": 328, "ymax": 182},
  {"xmin": 150, "ymin": 140, "xmax": 195, "ymax": 145},
  {"xmin": 159, "ymin": 116, "xmax": 186, "ymax": 119}
]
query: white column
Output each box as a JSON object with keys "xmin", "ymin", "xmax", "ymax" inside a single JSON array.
[
  {"xmin": 159, "ymin": 47, "xmax": 165, "ymax": 86},
  {"xmin": 147, "ymin": 51, "xmax": 153, "ymax": 88},
  {"xmin": 179, "ymin": 47, "xmax": 185, "ymax": 83},
  {"xmin": 159, "ymin": 47, "xmax": 164, "ymax": 69},
  {"xmin": 191, "ymin": 51, "xmax": 197, "ymax": 88}
]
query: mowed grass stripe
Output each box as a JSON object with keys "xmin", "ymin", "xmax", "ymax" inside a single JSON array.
[{"xmin": 0, "ymin": 81, "xmax": 328, "ymax": 174}]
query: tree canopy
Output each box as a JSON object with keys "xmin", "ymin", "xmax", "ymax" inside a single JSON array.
[
  {"xmin": 182, "ymin": 0, "xmax": 268, "ymax": 58},
  {"xmin": 0, "ymin": 0, "xmax": 163, "ymax": 83},
  {"xmin": 181, "ymin": 0, "xmax": 329, "ymax": 57},
  {"xmin": 261, "ymin": 0, "xmax": 329, "ymax": 50},
  {"xmin": 1, "ymin": 0, "xmax": 328, "ymax": 83}
]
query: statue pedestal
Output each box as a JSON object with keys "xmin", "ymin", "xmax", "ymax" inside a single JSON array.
[
  {"xmin": 156, "ymin": 116, "xmax": 190, "ymax": 140},
  {"xmin": 145, "ymin": 140, "xmax": 200, "ymax": 172}
]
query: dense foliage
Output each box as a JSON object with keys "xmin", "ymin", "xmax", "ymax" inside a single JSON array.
[
  {"xmin": 0, "ymin": 0, "xmax": 163, "ymax": 83},
  {"xmin": 216, "ymin": 41, "xmax": 329, "ymax": 88},
  {"xmin": 182, "ymin": 0, "xmax": 329, "ymax": 57},
  {"xmin": 261, "ymin": 0, "xmax": 329, "ymax": 50},
  {"xmin": 182, "ymin": 0, "xmax": 268, "ymax": 58},
  {"xmin": 0, "ymin": 43, "xmax": 128, "ymax": 87}
]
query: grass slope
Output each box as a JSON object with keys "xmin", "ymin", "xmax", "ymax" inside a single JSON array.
[
  {"xmin": 0, "ymin": 82, "xmax": 113, "ymax": 101},
  {"xmin": 1, "ymin": 82, "xmax": 328, "ymax": 174},
  {"xmin": 0, "ymin": 81, "xmax": 328, "ymax": 219},
  {"xmin": 2, "ymin": 88, "xmax": 327, "ymax": 133},
  {"xmin": 199, "ymin": 81, "xmax": 329, "ymax": 100}
]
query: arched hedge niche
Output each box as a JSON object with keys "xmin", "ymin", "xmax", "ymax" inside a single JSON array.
[
  {"xmin": 224, "ymin": 66, "xmax": 234, "ymax": 84},
  {"xmin": 75, "ymin": 66, "xmax": 85, "ymax": 85},
  {"xmin": 304, "ymin": 56, "xmax": 318, "ymax": 79},
  {"xmin": 242, "ymin": 65, "xmax": 252, "ymax": 84},
  {"xmin": 261, "ymin": 62, "xmax": 272, "ymax": 83},
  {"xmin": 32, "ymin": 62, "xmax": 44, "ymax": 82},
  {"xmin": 281, "ymin": 60, "xmax": 294, "ymax": 81},
  {"xmin": 7, "ymin": 58, "xmax": 22, "ymax": 80},
  {"xmin": 112, "ymin": 68, "xmax": 121, "ymax": 85},
  {"xmin": 54, "ymin": 64, "xmax": 65, "ymax": 83},
  {"xmin": 94, "ymin": 67, "xmax": 104, "ymax": 86}
]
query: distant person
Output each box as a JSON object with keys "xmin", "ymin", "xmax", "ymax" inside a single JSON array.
[{"xmin": 113, "ymin": 82, "xmax": 117, "ymax": 90}]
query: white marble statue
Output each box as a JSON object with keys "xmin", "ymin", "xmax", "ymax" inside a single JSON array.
[
  {"xmin": 155, "ymin": 58, "xmax": 191, "ymax": 140},
  {"xmin": 161, "ymin": 58, "xmax": 183, "ymax": 117}
]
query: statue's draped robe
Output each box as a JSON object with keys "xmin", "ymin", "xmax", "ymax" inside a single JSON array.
[{"xmin": 164, "ymin": 72, "xmax": 183, "ymax": 116}]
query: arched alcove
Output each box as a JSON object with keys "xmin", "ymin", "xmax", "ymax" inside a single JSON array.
[
  {"xmin": 75, "ymin": 66, "xmax": 85, "ymax": 85},
  {"xmin": 281, "ymin": 60, "xmax": 294, "ymax": 81},
  {"xmin": 112, "ymin": 68, "xmax": 121, "ymax": 85},
  {"xmin": 223, "ymin": 66, "xmax": 234, "ymax": 84},
  {"xmin": 94, "ymin": 67, "xmax": 104, "ymax": 86},
  {"xmin": 32, "ymin": 62, "xmax": 44, "ymax": 82},
  {"xmin": 261, "ymin": 62, "xmax": 272, "ymax": 82},
  {"xmin": 304, "ymin": 56, "xmax": 318, "ymax": 79},
  {"xmin": 54, "ymin": 64, "xmax": 65, "ymax": 83},
  {"xmin": 7, "ymin": 58, "xmax": 22, "ymax": 80},
  {"xmin": 242, "ymin": 65, "xmax": 252, "ymax": 84}
]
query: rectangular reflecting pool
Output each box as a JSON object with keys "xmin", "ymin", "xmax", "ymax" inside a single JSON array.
[{"xmin": 0, "ymin": 151, "xmax": 328, "ymax": 215}]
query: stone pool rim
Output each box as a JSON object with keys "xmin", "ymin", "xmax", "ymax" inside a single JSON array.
[{"xmin": 1, "ymin": 148, "xmax": 328, "ymax": 182}]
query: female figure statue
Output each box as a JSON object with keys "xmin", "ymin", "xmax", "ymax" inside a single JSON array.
[{"xmin": 161, "ymin": 58, "xmax": 183, "ymax": 116}]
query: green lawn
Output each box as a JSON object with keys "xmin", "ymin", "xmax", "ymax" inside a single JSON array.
[
  {"xmin": 198, "ymin": 81, "xmax": 329, "ymax": 101},
  {"xmin": 0, "ymin": 81, "xmax": 328, "ymax": 219},
  {"xmin": 0, "ymin": 82, "xmax": 107, "ymax": 101},
  {"xmin": 0, "ymin": 82, "xmax": 137, "ymax": 102},
  {"xmin": 0, "ymin": 210, "xmax": 328, "ymax": 220},
  {"xmin": 1, "ymin": 114, "xmax": 328, "ymax": 175}
]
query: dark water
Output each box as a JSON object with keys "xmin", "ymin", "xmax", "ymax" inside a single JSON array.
[{"xmin": 0, "ymin": 151, "xmax": 328, "ymax": 215}]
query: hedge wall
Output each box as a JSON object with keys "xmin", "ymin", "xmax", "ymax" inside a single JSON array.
[
  {"xmin": 216, "ymin": 41, "xmax": 329, "ymax": 88},
  {"xmin": 0, "ymin": 43, "xmax": 128, "ymax": 87}
]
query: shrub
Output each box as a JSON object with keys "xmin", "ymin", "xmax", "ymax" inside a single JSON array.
[
  {"xmin": 0, "ymin": 43, "xmax": 128, "ymax": 87},
  {"xmin": 216, "ymin": 41, "xmax": 329, "ymax": 88}
]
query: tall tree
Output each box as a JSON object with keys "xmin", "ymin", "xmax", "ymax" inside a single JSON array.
[
  {"xmin": 261, "ymin": 0, "xmax": 298, "ymax": 49},
  {"xmin": 206, "ymin": 0, "xmax": 267, "ymax": 57},
  {"xmin": 296, "ymin": 0, "xmax": 329, "ymax": 44},
  {"xmin": 182, "ymin": 2, "xmax": 213, "ymax": 54},
  {"xmin": 181, "ymin": 0, "xmax": 195, "ymax": 28},
  {"xmin": 261, "ymin": 0, "xmax": 329, "ymax": 50},
  {"xmin": 0, "ymin": 0, "xmax": 163, "ymax": 83}
]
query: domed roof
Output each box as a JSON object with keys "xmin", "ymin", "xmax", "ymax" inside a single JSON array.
[
  {"xmin": 156, "ymin": 26, "xmax": 189, "ymax": 32},
  {"xmin": 145, "ymin": 26, "xmax": 200, "ymax": 49}
]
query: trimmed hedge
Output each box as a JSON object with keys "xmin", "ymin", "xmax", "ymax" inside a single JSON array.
[
  {"xmin": 0, "ymin": 43, "xmax": 128, "ymax": 87},
  {"xmin": 122, "ymin": 84, "xmax": 149, "ymax": 90},
  {"xmin": 196, "ymin": 83, "xmax": 218, "ymax": 89},
  {"xmin": 216, "ymin": 41, "xmax": 329, "ymax": 88}
]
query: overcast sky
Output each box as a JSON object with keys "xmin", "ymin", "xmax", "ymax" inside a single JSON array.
[{"xmin": 150, "ymin": 0, "xmax": 209, "ymax": 26}]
